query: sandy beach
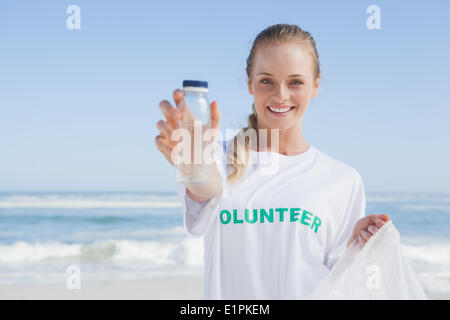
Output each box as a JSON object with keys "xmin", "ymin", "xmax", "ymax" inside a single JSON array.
[
  {"xmin": 1, "ymin": 275, "xmax": 447, "ymax": 300},
  {"xmin": 0, "ymin": 275, "xmax": 204, "ymax": 300}
]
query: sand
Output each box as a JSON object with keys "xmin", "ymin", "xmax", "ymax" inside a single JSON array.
[
  {"xmin": 1, "ymin": 276, "xmax": 447, "ymax": 300},
  {"xmin": 0, "ymin": 275, "xmax": 204, "ymax": 300}
]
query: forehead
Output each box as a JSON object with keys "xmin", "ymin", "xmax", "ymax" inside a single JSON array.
[{"xmin": 253, "ymin": 42, "xmax": 313, "ymax": 76}]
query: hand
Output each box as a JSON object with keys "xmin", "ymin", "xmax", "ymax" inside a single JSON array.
[
  {"xmin": 346, "ymin": 214, "xmax": 390, "ymax": 248},
  {"xmin": 155, "ymin": 89, "xmax": 221, "ymax": 167}
]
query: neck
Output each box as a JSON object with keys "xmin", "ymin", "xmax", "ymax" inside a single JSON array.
[{"xmin": 255, "ymin": 124, "xmax": 310, "ymax": 156}]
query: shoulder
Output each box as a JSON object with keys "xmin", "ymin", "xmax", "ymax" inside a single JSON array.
[
  {"xmin": 313, "ymin": 148, "xmax": 366, "ymax": 222},
  {"xmin": 313, "ymin": 147, "xmax": 364, "ymax": 186}
]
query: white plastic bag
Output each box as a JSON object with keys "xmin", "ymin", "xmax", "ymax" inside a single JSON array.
[{"xmin": 306, "ymin": 220, "xmax": 428, "ymax": 299}]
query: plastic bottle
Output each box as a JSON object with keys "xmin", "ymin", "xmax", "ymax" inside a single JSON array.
[{"xmin": 175, "ymin": 80, "xmax": 211, "ymax": 185}]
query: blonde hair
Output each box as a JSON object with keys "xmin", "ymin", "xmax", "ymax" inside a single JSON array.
[{"xmin": 226, "ymin": 23, "xmax": 321, "ymax": 185}]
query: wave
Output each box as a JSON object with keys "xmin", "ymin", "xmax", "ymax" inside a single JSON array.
[
  {"xmin": 402, "ymin": 243, "xmax": 450, "ymax": 266},
  {"xmin": 401, "ymin": 243, "xmax": 450, "ymax": 299},
  {"xmin": 0, "ymin": 238, "xmax": 448, "ymax": 269},
  {"xmin": 0, "ymin": 193, "xmax": 181, "ymax": 208},
  {"xmin": 2, "ymin": 192, "xmax": 450, "ymax": 208},
  {"xmin": 0, "ymin": 237, "xmax": 203, "ymax": 266},
  {"xmin": 70, "ymin": 226, "xmax": 187, "ymax": 240},
  {"xmin": 0, "ymin": 238, "xmax": 448, "ymax": 296},
  {"xmin": 398, "ymin": 204, "xmax": 450, "ymax": 212},
  {"xmin": 366, "ymin": 193, "xmax": 450, "ymax": 203}
]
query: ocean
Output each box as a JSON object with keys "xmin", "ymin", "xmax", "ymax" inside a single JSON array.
[{"xmin": 0, "ymin": 191, "xmax": 449, "ymax": 299}]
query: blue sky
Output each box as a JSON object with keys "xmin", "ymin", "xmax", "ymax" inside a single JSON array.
[{"xmin": 0, "ymin": 0, "xmax": 449, "ymax": 193}]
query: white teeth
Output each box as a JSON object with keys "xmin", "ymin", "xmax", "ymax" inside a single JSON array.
[{"xmin": 268, "ymin": 106, "xmax": 292, "ymax": 113}]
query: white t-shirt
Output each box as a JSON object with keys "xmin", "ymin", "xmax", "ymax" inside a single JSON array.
[{"xmin": 177, "ymin": 139, "xmax": 366, "ymax": 300}]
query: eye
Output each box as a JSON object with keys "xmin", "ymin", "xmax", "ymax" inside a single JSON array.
[{"xmin": 260, "ymin": 79, "xmax": 303, "ymax": 86}]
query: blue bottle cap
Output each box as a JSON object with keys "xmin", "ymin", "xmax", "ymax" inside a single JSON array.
[{"xmin": 182, "ymin": 80, "xmax": 208, "ymax": 89}]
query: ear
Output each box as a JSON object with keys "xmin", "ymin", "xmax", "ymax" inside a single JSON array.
[
  {"xmin": 247, "ymin": 78, "xmax": 254, "ymax": 95},
  {"xmin": 311, "ymin": 73, "xmax": 321, "ymax": 99}
]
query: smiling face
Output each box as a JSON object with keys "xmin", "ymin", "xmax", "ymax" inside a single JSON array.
[{"xmin": 247, "ymin": 41, "xmax": 320, "ymax": 131}]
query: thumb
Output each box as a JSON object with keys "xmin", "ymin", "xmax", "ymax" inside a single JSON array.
[
  {"xmin": 377, "ymin": 214, "xmax": 390, "ymax": 222},
  {"xmin": 210, "ymin": 100, "xmax": 221, "ymax": 130}
]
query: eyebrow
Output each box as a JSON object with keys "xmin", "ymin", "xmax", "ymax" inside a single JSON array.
[{"xmin": 257, "ymin": 72, "xmax": 306, "ymax": 77}]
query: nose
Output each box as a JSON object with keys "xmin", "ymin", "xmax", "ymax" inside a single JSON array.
[{"xmin": 273, "ymin": 83, "xmax": 289, "ymax": 102}]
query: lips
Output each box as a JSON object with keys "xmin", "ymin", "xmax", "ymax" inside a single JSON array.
[
  {"xmin": 267, "ymin": 105, "xmax": 295, "ymax": 114},
  {"xmin": 268, "ymin": 105, "xmax": 293, "ymax": 109}
]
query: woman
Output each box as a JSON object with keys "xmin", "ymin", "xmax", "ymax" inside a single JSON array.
[{"xmin": 155, "ymin": 23, "xmax": 390, "ymax": 299}]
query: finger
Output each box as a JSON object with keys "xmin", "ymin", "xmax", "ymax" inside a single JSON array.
[
  {"xmin": 173, "ymin": 89, "xmax": 196, "ymax": 122},
  {"xmin": 369, "ymin": 213, "xmax": 390, "ymax": 223},
  {"xmin": 156, "ymin": 120, "xmax": 172, "ymax": 139},
  {"xmin": 159, "ymin": 100, "xmax": 181, "ymax": 129},
  {"xmin": 169, "ymin": 142, "xmax": 183, "ymax": 167},
  {"xmin": 374, "ymin": 219, "xmax": 386, "ymax": 228},
  {"xmin": 347, "ymin": 236, "xmax": 358, "ymax": 248},
  {"xmin": 369, "ymin": 214, "xmax": 385, "ymax": 228},
  {"xmin": 155, "ymin": 135, "xmax": 174, "ymax": 165},
  {"xmin": 355, "ymin": 216, "xmax": 372, "ymax": 231},
  {"xmin": 210, "ymin": 101, "xmax": 221, "ymax": 130},
  {"xmin": 350, "ymin": 230, "xmax": 360, "ymax": 242},
  {"xmin": 346, "ymin": 236, "xmax": 353, "ymax": 248},
  {"xmin": 358, "ymin": 235, "xmax": 365, "ymax": 247},
  {"xmin": 360, "ymin": 229, "xmax": 372, "ymax": 241},
  {"xmin": 155, "ymin": 135, "xmax": 170, "ymax": 155},
  {"xmin": 173, "ymin": 89, "xmax": 184, "ymax": 108},
  {"xmin": 368, "ymin": 213, "xmax": 383, "ymax": 224},
  {"xmin": 178, "ymin": 98, "xmax": 196, "ymax": 122},
  {"xmin": 367, "ymin": 224, "xmax": 379, "ymax": 235}
]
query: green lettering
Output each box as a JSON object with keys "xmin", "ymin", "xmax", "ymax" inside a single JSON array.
[
  {"xmin": 311, "ymin": 215, "xmax": 322, "ymax": 233},
  {"xmin": 221, "ymin": 207, "xmax": 322, "ymax": 232},
  {"xmin": 260, "ymin": 208, "xmax": 273, "ymax": 223},
  {"xmin": 275, "ymin": 208, "xmax": 288, "ymax": 222},
  {"xmin": 245, "ymin": 209, "xmax": 258, "ymax": 224},
  {"xmin": 300, "ymin": 209, "xmax": 313, "ymax": 226},
  {"xmin": 220, "ymin": 210, "xmax": 231, "ymax": 224},
  {"xmin": 233, "ymin": 209, "xmax": 243, "ymax": 224},
  {"xmin": 290, "ymin": 208, "xmax": 301, "ymax": 222}
]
